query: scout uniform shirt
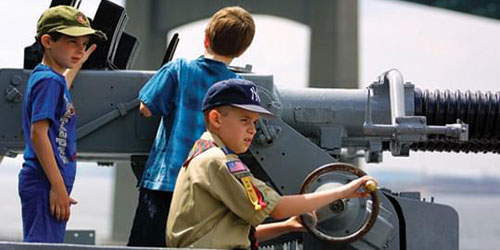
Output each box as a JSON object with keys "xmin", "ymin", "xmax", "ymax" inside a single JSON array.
[{"xmin": 166, "ymin": 131, "xmax": 281, "ymax": 249}]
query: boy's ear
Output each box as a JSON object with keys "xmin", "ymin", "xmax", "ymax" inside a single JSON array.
[
  {"xmin": 208, "ymin": 109, "xmax": 221, "ymax": 128},
  {"xmin": 40, "ymin": 34, "xmax": 52, "ymax": 49},
  {"xmin": 204, "ymin": 33, "xmax": 210, "ymax": 49}
]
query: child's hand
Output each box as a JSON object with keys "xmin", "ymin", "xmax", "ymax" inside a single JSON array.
[
  {"xmin": 79, "ymin": 44, "xmax": 97, "ymax": 65},
  {"xmin": 293, "ymin": 211, "xmax": 319, "ymax": 232},
  {"xmin": 339, "ymin": 176, "xmax": 377, "ymax": 199},
  {"xmin": 284, "ymin": 215, "xmax": 307, "ymax": 232},
  {"xmin": 49, "ymin": 186, "xmax": 78, "ymax": 221},
  {"xmin": 64, "ymin": 43, "xmax": 97, "ymax": 87}
]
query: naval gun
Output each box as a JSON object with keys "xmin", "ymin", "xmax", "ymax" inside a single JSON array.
[
  {"xmin": 2, "ymin": 1, "xmax": 500, "ymax": 249},
  {"xmin": 4, "ymin": 67, "xmax": 498, "ymax": 250}
]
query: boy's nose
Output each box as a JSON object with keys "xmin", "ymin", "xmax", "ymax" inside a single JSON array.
[
  {"xmin": 249, "ymin": 124, "xmax": 256, "ymax": 135},
  {"xmin": 76, "ymin": 43, "xmax": 86, "ymax": 53}
]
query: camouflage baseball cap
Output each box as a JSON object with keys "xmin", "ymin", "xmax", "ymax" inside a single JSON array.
[{"xmin": 37, "ymin": 5, "xmax": 106, "ymax": 40}]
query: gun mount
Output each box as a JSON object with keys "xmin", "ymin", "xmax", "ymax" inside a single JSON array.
[{"xmin": 3, "ymin": 65, "xmax": 499, "ymax": 249}]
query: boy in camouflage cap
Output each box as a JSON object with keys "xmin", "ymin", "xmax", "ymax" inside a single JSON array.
[{"xmin": 19, "ymin": 5, "xmax": 105, "ymax": 243}]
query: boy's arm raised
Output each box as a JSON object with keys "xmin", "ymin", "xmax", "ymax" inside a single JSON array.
[
  {"xmin": 31, "ymin": 120, "xmax": 77, "ymax": 221},
  {"xmin": 269, "ymin": 176, "xmax": 374, "ymax": 220},
  {"xmin": 64, "ymin": 44, "xmax": 97, "ymax": 89}
]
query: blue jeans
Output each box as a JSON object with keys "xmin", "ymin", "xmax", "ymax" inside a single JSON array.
[
  {"xmin": 127, "ymin": 188, "xmax": 173, "ymax": 247},
  {"xmin": 18, "ymin": 170, "xmax": 73, "ymax": 243}
]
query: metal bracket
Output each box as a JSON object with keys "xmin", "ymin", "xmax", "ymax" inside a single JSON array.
[
  {"xmin": 363, "ymin": 72, "xmax": 469, "ymax": 157},
  {"xmin": 255, "ymin": 118, "xmax": 281, "ymax": 145},
  {"xmin": 5, "ymin": 85, "xmax": 23, "ymax": 103},
  {"xmin": 77, "ymin": 98, "xmax": 139, "ymax": 139},
  {"xmin": 63, "ymin": 229, "xmax": 95, "ymax": 245}
]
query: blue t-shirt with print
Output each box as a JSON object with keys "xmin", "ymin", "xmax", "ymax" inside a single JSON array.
[
  {"xmin": 21, "ymin": 64, "xmax": 77, "ymax": 185},
  {"xmin": 138, "ymin": 56, "xmax": 239, "ymax": 192}
]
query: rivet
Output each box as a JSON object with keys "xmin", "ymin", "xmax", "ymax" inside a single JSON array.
[{"xmin": 11, "ymin": 75, "xmax": 23, "ymax": 86}]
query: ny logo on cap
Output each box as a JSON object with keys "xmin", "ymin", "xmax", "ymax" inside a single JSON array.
[{"xmin": 250, "ymin": 86, "xmax": 261, "ymax": 103}]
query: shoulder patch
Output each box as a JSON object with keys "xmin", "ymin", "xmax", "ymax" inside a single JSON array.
[
  {"xmin": 225, "ymin": 157, "xmax": 268, "ymax": 211},
  {"xmin": 226, "ymin": 160, "xmax": 249, "ymax": 175}
]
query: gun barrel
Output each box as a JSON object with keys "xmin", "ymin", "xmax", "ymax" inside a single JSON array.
[
  {"xmin": 413, "ymin": 88, "xmax": 500, "ymax": 153},
  {"xmin": 268, "ymin": 83, "xmax": 499, "ymax": 156}
]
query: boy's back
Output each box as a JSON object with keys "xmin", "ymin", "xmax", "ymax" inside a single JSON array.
[{"xmin": 138, "ymin": 57, "xmax": 239, "ymax": 191}]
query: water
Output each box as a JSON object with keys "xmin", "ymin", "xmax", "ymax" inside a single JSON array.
[
  {"xmin": 368, "ymin": 169, "xmax": 500, "ymax": 250},
  {"xmin": 436, "ymin": 193, "xmax": 500, "ymax": 250},
  {"xmin": 0, "ymin": 156, "xmax": 114, "ymax": 244},
  {"xmin": 1, "ymin": 157, "xmax": 499, "ymax": 249}
]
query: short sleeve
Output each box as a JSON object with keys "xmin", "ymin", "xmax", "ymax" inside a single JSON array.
[
  {"xmin": 138, "ymin": 60, "xmax": 179, "ymax": 116},
  {"xmin": 30, "ymin": 79, "xmax": 62, "ymax": 124},
  {"xmin": 207, "ymin": 159, "xmax": 281, "ymax": 227}
]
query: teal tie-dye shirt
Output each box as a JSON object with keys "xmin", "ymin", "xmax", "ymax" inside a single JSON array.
[{"xmin": 138, "ymin": 56, "xmax": 240, "ymax": 191}]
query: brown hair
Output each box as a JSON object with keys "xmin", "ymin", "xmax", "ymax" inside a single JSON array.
[
  {"xmin": 38, "ymin": 32, "xmax": 64, "ymax": 52},
  {"xmin": 205, "ymin": 6, "xmax": 255, "ymax": 58}
]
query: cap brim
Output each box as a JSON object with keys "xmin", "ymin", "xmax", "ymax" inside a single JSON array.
[
  {"xmin": 57, "ymin": 26, "xmax": 107, "ymax": 40},
  {"xmin": 232, "ymin": 104, "xmax": 275, "ymax": 117}
]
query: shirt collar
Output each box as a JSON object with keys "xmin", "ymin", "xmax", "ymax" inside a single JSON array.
[
  {"xmin": 200, "ymin": 131, "xmax": 236, "ymax": 154},
  {"xmin": 197, "ymin": 55, "xmax": 227, "ymax": 66}
]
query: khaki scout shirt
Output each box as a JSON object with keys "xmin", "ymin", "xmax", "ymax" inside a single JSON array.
[{"xmin": 166, "ymin": 131, "xmax": 281, "ymax": 249}]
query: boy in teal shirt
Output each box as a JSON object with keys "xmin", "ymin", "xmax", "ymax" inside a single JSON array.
[{"xmin": 129, "ymin": 6, "xmax": 256, "ymax": 247}]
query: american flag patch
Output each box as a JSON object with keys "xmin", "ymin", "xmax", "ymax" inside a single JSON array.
[{"xmin": 226, "ymin": 160, "xmax": 248, "ymax": 174}]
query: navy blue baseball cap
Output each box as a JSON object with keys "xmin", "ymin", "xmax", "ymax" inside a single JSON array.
[{"xmin": 202, "ymin": 79, "xmax": 274, "ymax": 116}]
